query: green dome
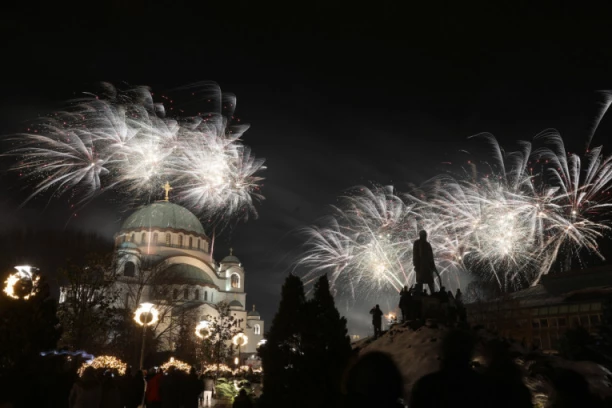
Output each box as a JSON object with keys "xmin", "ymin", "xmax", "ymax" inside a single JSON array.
[
  {"xmin": 121, "ymin": 202, "xmax": 206, "ymax": 236},
  {"xmin": 165, "ymin": 264, "xmax": 216, "ymax": 286},
  {"xmin": 229, "ymin": 300, "xmax": 243, "ymax": 308}
]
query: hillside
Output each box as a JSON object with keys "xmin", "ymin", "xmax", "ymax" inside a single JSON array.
[{"xmin": 353, "ymin": 321, "xmax": 612, "ymax": 405}]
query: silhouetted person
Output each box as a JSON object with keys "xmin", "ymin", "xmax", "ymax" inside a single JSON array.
[
  {"xmin": 370, "ymin": 304, "xmax": 384, "ymax": 338},
  {"xmin": 410, "ymin": 330, "xmax": 490, "ymax": 408},
  {"xmin": 413, "ymin": 230, "xmax": 440, "ymax": 295},
  {"xmin": 446, "ymin": 291, "xmax": 457, "ymax": 324},
  {"xmin": 342, "ymin": 352, "xmax": 404, "ymax": 408},
  {"xmin": 145, "ymin": 368, "xmax": 163, "ymax": 408},
  {"xmin": 202, "ymin": 375, "xmax": 214, "ymax": 407},
  {"xmin": 69, "ymin": 366, "xmax": 102, "ymax": 408},
  {"xmin": 233, "ymin": 388, "xmax": 253, "ymax": 408},
  {"xmin": 160, "ymin": 366, "xmax": 180, "ymax": 408},
  {"xmin": 455, "ymin": 289, "xmax": 467, "ymax": 322},
  {"xmin": 399, "ymin": 286, "xmax": 410, "ymax": 322},
  {"xmin": 182, "ymin": 367, "xmax": 203, "ymax": 408},
  {"xmin": 100, "ymin": 371, "xmax": 121, "ymax": 408},
  {"xmin": 484, "ymin": 340, "xmax": 532, "ymax": 408}
]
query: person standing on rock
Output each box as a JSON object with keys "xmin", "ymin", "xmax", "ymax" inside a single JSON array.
[
  {"xmin": 370, "ymin": 304, "xmax": 384, "ymax": 338},
  {"xmin": 399, "ymin": 286, "xmax": 410, "ymax": 322},
  {"xmin": 413, "ymin": 230, "xmax": 440, "ymax": 295}
]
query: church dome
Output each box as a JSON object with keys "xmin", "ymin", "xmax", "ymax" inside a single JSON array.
[
  {"xmin": 165, "ymin": 264, "xmax": 216, "ymax": 286},
  {"xmin": 221, "ymin": 249, "xmax": 240, "ymax": 264},
  {"xmin": 121, "ymin": 201, "xmax": 206, "ymax": 236}
]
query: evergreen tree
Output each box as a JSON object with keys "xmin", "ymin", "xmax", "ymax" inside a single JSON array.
[
  {"xmin": 206, "ymin": 301, "xmax": 242, "ymax": 372},
  {"xmin": 259, "ymin": 274, "xmax": 308, "ymax": 408},
  {"xmin": 305, "ymin": 274, "xmax": 352, "ymax": 406}
]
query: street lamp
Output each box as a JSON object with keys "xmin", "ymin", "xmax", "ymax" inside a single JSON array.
[
  {"xmin": 195, "ymin": 320, "xmax": 211, "ymax": 339},
  {"xmin": 232, "ymin": 333, "xmax": 248, "ymax": 367},
  {"xmin": 3, "ymin": 265, "xmax": 39, "ymax": 300},
  {"xmin": 134, "ymin": 302, "xmax": 159, "ymax": 369}
]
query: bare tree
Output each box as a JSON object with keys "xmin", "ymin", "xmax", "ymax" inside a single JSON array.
[{"xmin": 57, "ymin": 253, "xmax": 120, "ymax": 354}]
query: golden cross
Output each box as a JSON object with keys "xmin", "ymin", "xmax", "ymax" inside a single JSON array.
[{"xmin": 162, "ymin": 182, "xmax": 173, "ymax": 201}]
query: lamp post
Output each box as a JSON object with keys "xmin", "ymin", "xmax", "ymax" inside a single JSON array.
[
  {"xmin": 134, "ymin": 302, "xmax": 159, "ymax": 369},
  {"xmin": 232, "ymin": 333, "xmax": 248, "ymax": 368}
]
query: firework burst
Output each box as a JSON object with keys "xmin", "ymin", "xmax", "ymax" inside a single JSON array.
[
  {"xmin": 4, "ymin": 82, "xmax": 266, "ymax": 224},
  {"xmin": 299, "ymin": 134, "xmax": 612, "ymax": 298}
]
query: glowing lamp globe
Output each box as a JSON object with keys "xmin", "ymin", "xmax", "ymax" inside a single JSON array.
[
  {"xmin": 134, "ymin": 303, "xmax": 159, "ymax": 326},
  {"xmin": 3, "ymin": 265, "xmax": 39, "ymax": 300},
  {"xmin": 232, "ymin": 333, "xmax": 248, "ymax": 347},
  {"xmin": 195, "ymin": 320, "xmax": 211, "ymax": 339}
]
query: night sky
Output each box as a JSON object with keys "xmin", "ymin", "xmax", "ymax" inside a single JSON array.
[{"xmin": 2, "ymin": 2, "xmax": 612, "ymax": 335}]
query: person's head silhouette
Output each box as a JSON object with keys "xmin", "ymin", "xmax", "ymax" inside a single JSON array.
[
  {"xmin": 440, "ymin": 330, "xmax": 476, "ymax": 369},
  {"xmin": 344, "ymin": 352, "xmax": 404, "ymax": 408},
  {"xmin": 419, "ymin": 230, "xmax": 427, "ymax": 240}
]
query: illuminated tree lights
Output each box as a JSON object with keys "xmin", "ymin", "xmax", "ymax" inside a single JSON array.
[
  {"xmin": 78, "ymin": 355, "xmax": 127, "ymax": 376},
  {"xmin": 161, "ymin": 357, "xmax": 191, "ymax": 373}
]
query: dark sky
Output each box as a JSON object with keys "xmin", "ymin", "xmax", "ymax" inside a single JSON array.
[{"xmin": 2, "ymin": 1, "xmax": 612, "ymax": 335}]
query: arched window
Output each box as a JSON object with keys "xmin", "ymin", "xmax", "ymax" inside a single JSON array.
[
  {"xmin": 196, "ymin": 238, "xmax": 200, "ymax": 250},
  {"xmin": 153, "ymin": 233, "xmax": 158, "ymax": 245},
  {"xmin": 195, "ymin": 289, "xmax": 200, "ymax": 300},
  {"xmin": 130, "ymin": 233, "xmax": 135, "ymax": 242},
  {"xmin": 183, "ymin": 288, "xmax": 189, "ymax": 300},
  {"xmin": 141, "ymin": 232, "xmax": 147, "ymax": 244},
  {"xmin": 211, "ymin": 292, "xmax": 214, "ymax": 302},
  {"xmin": 124, "ymin": 261, "xmax": 135, "ymax": 277},
  {"xmin": 199, "ymin": 239, "xmax": 203, "ymax": 249},
  {"xmin": 166, "ymin": 233, "xmax": 171, "ymax": 246},
  {"xmin": 178, "ymin": 235, "xmax": 184, "ymax": 247},
  {"xmin": 204, "ymin": 291, "xmax": 208, "ymax": 301},
  {"xmin": 189, "ymin": 237, "xmax": 193, "ymax": 249},
  {"xmin": 231, "ymin": 274, "xmax": 240, "ymax": 289},
  {"xmin": 173, "ymin": 289, "xmax": 178, "ymax": 300},
  {"xmin": 254, "ymin": 324, "xmax": 261, "ymax": 335}
]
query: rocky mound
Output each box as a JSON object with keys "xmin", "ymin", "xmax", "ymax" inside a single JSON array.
[{"xmin": 353, "ymin": 321, "xmax": 612, "ymax": 405}]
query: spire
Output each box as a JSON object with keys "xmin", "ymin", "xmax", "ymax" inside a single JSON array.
[
  {"xmin": 229, "ymin": 247, "xmax": 233, "ymax": 256},
  {"xmin": 252, "ymin": 304, "xmax": 256, "ymax": 312},
  {"xmin": 162, "ymin": 182, "xmax": 173, "ymax": 201}
]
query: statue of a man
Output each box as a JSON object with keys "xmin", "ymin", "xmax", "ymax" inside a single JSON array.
[{"xmin": 413, "ymin": 230, "xmax": 439, "ymax": 294}]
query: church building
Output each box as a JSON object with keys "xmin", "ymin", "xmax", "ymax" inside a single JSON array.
[{"xmin": 64, "ymin": 184, "xmax": 264, "ymax": 363}]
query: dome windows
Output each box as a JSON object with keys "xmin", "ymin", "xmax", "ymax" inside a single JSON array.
[
  {"xmin": 189, "ymin": 237, "xmax": 193, "ymax": 249},
  {"xmin": 183, "ymin": 288, "xmax": 189, "ymax": 300},
  {"xmin": 165, "ymin": 233, "xmax": 171, "ymax": 246},
  {"xmin": 141, "ymin": 232, "xmax": 147, "ymax": 244},
  {"xmin": 231, "ymin": 273, "xmax": 240, "ymax": 289},
  {"xmin": 153, "ymin": 233, "xmax": 158, "ymax": 245},
  {"xmin": 124, "ymin": 261, "xmax": 135, "ymax": 277},
  {"xmin": 178, "ymin": 235, "xmax": 184, "ymax": 247},
  {"xmin": 195, "ymin": 289, "xmax": 200, "ymax": 300}
]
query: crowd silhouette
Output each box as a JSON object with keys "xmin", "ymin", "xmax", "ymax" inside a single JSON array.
[{"xmin": 342, "ymin": 329, "xmax": 608, "ymax": 408}]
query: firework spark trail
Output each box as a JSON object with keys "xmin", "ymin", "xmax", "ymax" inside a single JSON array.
[
  {"xmin": 4, "ymin": 82, "xmax": 266, "ymax": 224},
  {"xmin": 299, "ymin": 135, "xmax": 612, "ymax": 299}
]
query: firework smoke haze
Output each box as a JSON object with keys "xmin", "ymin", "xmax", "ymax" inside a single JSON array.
[{"xmin": 4, "ymin": 82, "xmax": 266, "ymax": 225}]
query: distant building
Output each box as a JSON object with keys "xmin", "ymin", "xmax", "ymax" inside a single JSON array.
[
  {"xmin": 60, "ymin": 193, "xmax": 265, "ymax": 361},
  {"xmin": 467, "ymin": 266, "xmax": 611, "ymax": 351}
]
